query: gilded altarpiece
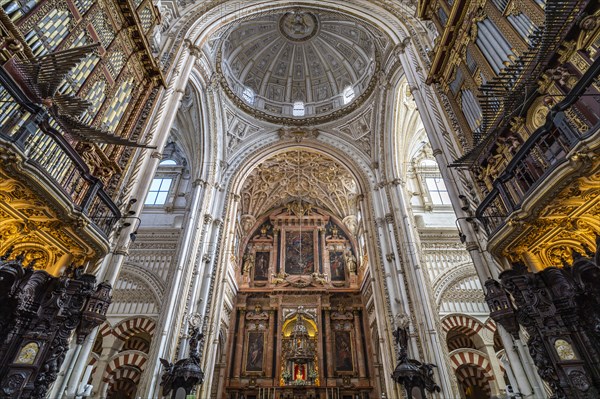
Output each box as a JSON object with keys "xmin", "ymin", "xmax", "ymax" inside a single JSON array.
[{"xmin": 225, "ymin": 203, "xmax": 373, "ymax": 399}]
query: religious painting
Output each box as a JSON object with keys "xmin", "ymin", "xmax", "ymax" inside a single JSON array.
[
  {"xmin": 254, "ymin": 251, "xmax": 269, "ymax": 281},
  {"xmin": 334, "ymin": 331, "xmax": 353, "ymax": 372},
  {"xmin": 284, "ymin": 230, "xmax": 315, "ymax": 275},
  {"xmin": 329, "ymin": 251, "xmax": 346, "ymax": 281},
  {"xmin": 245, "ymin": 331, "xmax": 264, "ymax": 372}
]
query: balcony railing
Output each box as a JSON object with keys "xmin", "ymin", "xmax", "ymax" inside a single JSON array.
[
  {"xmin": 475, "ymin": 56, "xmax": 600, "ymax": 236},
  {"xmin": 0, "ymin": 82, "xmax": 121, "ymax": 238}
]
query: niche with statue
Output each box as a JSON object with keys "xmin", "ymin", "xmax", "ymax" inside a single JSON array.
[{"xmin": 280, "ymin": 307, "xmax": 319, "ymax": 386}]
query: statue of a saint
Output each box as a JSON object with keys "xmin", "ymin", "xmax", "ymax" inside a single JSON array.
[
  {"xmin": 345, "ymin": 251, "xmax": 357, "ymax": 274},
  {"xmin": 243, "ymin": 252, "xmax": 254, "ymax": 274}
]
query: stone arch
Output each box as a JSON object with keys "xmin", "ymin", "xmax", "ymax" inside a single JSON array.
[
  {"xmin": 441, "ymin": 314, "xmax": 484, "ymax": 337},
  {"xmin": 106, "ymin": 377, "xmax": 137, "ymax": 399},
  {"xmin": 225, "ymin": 141, "xmax": 376, "ymax": 199},
  {"xmin": 109, "ymin": 267, "xmax": 162, "ymax": 316},
  {"xmin": 108, "ymin": 366, "xmax": 144, "ymax": 385},
  {"xmin": 433, "ymin": 263, "xmax": 478, "ymax": 304},
  {"xmin": 455, "ymin": 363, "xmax": 493, "ymax": 398},
  {"xmin": 112, "ymin": 316, "xmax": 157, "ymax": 342},
  {"xmin": 449, "ymin": 349, "xmax": 495, "ymax": 381},
  {"xmin": 103, "ymin": 350, "xmax": 148, "ymax": 382},
  {"xmin": 121, "ymin": 333, "xmax": 152, "ymax": 354},
  {"xmin": 483, "ymin": 317, "xmax": 497, "ymax": 333},
  {"xmin": 447, "ymin": 332, "xmax": 477, "ymax": 352},
  {"xmin": 120, "ymin": 263, "xmax": 165, "ymax": 300},
  {"xmin": 99, "ymin": 321, "xmax": 114, "ymax": 338}
]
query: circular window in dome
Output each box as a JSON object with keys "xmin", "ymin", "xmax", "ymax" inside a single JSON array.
[{"xmin": 218, "ymin": 10, "xmax": 380, "ymax": 124}]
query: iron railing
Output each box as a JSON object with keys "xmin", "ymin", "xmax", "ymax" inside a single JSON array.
[{"xmin": 475, "ymin": 56, "xmax": 600, "ymax": 235}]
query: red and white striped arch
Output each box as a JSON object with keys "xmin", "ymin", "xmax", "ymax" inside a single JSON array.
[
  {"xmin": 99, "ymin": 322, "xmax": 113, "ymax": 338},
  {"xmin": 107, "ymin": 377, "xmax": 137, "ymax": 398},
  {"xmin": 455, "ymin": 364, "xmax": 492, "ymax": 397},
  {"xmin": 449, "ymin": 349, "xmax": 495, "ymax": 381},
  {"xmin": 108, "ymin": 366, "xmax": 143, "ymax": 385},
  {"xmin": 112, "ymin": 317, "xmax": 156, "ymax": 341},
  {"xmin": 103, "ymin": 351, "xmax": 148, "ymax": 382},
  {"xmin": 441, "ymin": 314, "xmax": 484, "ymax": 336}
]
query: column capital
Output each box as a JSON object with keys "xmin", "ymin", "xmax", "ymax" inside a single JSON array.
[
  {"xmin": 465, "ymin": 241, "xmax": 480, "ymax": 251},
  {"xmin": 114, "ymin": 247, "xmax": 129, "ymax": 256},
  {"xmin": 192, "ymin": 179, "xmax": 208, "ymax": 188}
]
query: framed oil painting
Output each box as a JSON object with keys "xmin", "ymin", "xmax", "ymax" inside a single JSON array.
[
  {"xmin": 244, "ymin": 331, "xmax": 265, "ymax": 372},
  {"xmin": 284, "ymin": 230, "xmax": 315, "ymax": 275},
  {"xmin": 254, "ymin": 251, "xmax": 269, "ymax": 281},
  {"xmin": 329, "ymin": 251, "xmax": 346, "ymax": 281},
  {"xmin": 334, "ymin": 330, "xmax": 353, "ymax": 372}
]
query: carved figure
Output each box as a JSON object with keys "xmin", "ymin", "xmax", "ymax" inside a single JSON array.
[
  {"xmin": 345, "ymin": 251, "xmax": 357, "ymax": 274},
  {"xmin": 242, "ymin": 252, "xmax": 254, "ymax": 275},
  {"xmin": 271, "ymin": 271, "xmax": 288, "ymax": 285}
]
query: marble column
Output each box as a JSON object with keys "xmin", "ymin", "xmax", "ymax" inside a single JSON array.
[
  {"xmin": 266, "ymin": 309, "xmax": 275, "ymax": 380},
  {"xmin": 324, "ymin": 309, "xmax": 333, "ymax": 381},
  {"xmin": 353, "ymin": 310, "xmax": 367, "ymax": 379},
  {"xmin": 233, "ymin": 309, "xmax": 246, "ymax": 379},
  {"xmin": 497, "ymin": 326, "xmax": 534, "ymax": 398}
]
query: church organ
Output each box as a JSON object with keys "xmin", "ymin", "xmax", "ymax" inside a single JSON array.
[{"xmin": 0, "ymin": 0, "xmax": 163, "ymax": 273}]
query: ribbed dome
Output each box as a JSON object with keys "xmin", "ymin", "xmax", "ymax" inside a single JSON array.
[{"xmin": 220, "ymin": 10, "xmax": 377, "ymax": 121}]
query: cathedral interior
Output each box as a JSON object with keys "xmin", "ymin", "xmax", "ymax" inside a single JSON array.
[{"xmin": 0, "ymin": 0, "xmax": 599, "ymax": 398}]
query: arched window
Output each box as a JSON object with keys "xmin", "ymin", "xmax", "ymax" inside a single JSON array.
[
  {"xmin": 342, "ymin": 86, "xmax": 355, "ymax": 104},
  {"xmin": 159, "ymin": 159, "xmax": 177, "ymax": 166},
  {"xmin": 292, "ymin": 101, "xmax": 305, "ymax": 117}
]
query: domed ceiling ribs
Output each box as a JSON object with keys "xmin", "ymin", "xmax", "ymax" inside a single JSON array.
[
  {"xmin": 219, "ymin": 9, "xmax": 381, "ymax": 122},
  {"xmin": 240, "ymin": 151, "xmax": 359, "ymax": 220}
]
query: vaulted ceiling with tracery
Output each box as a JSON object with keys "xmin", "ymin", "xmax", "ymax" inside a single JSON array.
[{"xmin": 239, "ymin": 150, "xmax": 359, "ymax": 220}]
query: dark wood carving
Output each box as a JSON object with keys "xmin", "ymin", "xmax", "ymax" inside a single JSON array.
[
  {"xmin": 160, "ymin": 324, "xmax": 205, "ymax": 398},
  {"xmin": 391, "ymin": 317, "xmax": 441, "ymax": 398},
  {"xmin": 0, "ymin": 251, "xmax": 111, "ymax": 398},
  {"xmin": 485, "ymin": 236, "xmax": 600, "ymax": 399}
]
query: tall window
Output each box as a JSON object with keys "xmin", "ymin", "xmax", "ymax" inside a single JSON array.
[
  {"xmin": 145, "ymin": 177, "xmax": 172, "ymax": 205},
  {"xmin": 424, "ymin": 177, "xmax": 450, "ymax": 205}
]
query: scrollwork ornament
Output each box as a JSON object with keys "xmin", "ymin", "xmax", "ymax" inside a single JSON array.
[
  {"xmin": 569, "ymin": 370, "xmax": 590, "ymax": 392},
  {"xmin": 2, "ymin": 373, "xmax": 25, "ymax": 396}
]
